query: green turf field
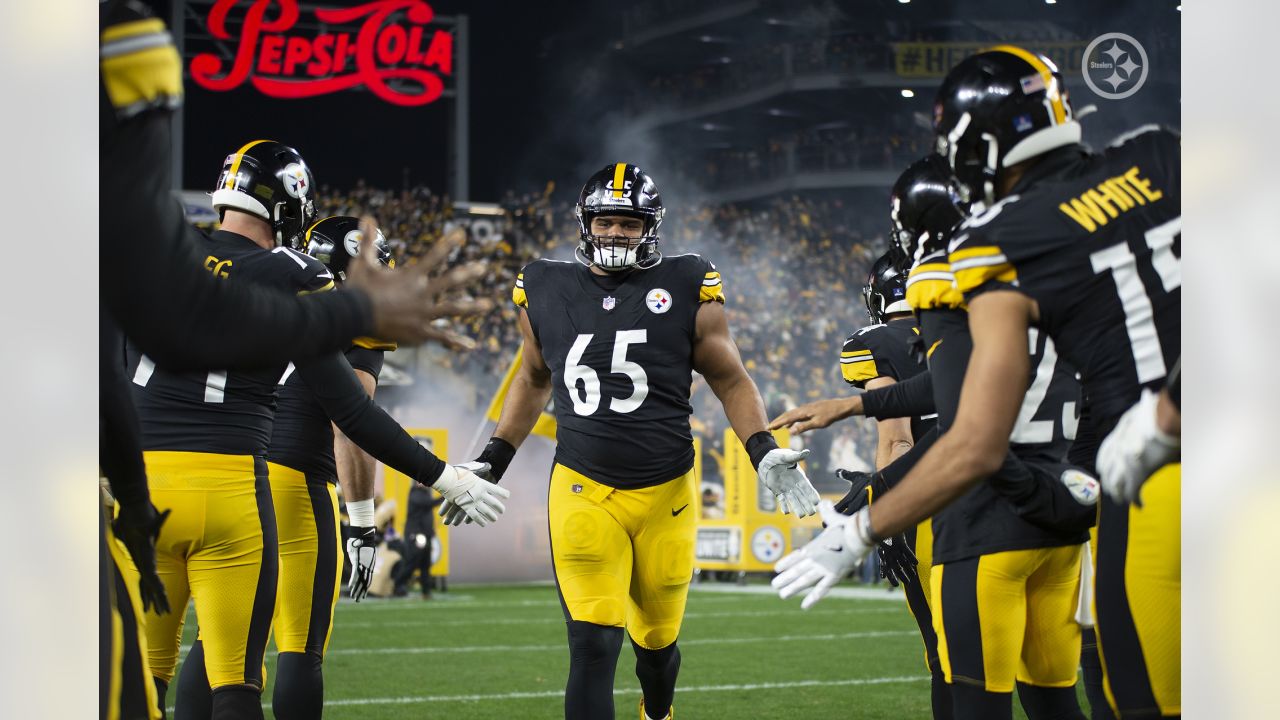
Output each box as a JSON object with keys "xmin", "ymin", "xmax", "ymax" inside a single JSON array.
[{"xmin": 170, "ymin": 581, "xmax": 1090, "ymax": 718}]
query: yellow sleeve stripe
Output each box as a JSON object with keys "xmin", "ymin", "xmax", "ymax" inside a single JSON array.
[
  {"xmin": 701, "ymin": 278, "xmax": 722, "ymax": 287},
  {"xmin": 948, "ymin": 246, "xmax": 1005, "ymax": 263},
  {"xmin": 953, "ymin": 262, "xmax": 1018, "ymax": 294},
  {"xmin": 699, "ymin": 285, "xmax": 726, "ymax": 304},
  {"xmin": 353, "ymin": 337, "xmax": 398, "ymax": 351},
  {"xmin": 840, "ymin": 349, "xmax": 873, "ymax": 359},
  {"xmin": 907, "ymin": 278, "xmax": 967, "ymax": 311},
  {"xmin": 841, "ymin": 358, "xmax": 879, "ymax": 384},
  {"xmin": 100, "ymin": 39, "xmax": 182, "ymax": 117},
  {"xmin": 297, "ymin": 279, "xmax": 336, "ymax": 296},
  {"xmin": 513, "ymin": 285, "xmax": 528, "ymax": 308}
]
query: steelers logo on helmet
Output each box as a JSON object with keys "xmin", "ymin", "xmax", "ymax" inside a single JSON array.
[
  {"xmin": 281, "ymin": 163, "xmax": 311, "ymax": 199},
  {"xmin": 343, "ymin": 229, "xmax": 363, "ymax": 258},
  {"xmin": 574, "ymin": 163, "xmax": 666, "ymax": 272}
]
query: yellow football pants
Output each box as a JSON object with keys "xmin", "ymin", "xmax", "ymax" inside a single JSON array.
[
  {"xmin": 548, "ymin": 464, "xmax": 696, "ymax": 650},
  {"xmin": 268, "ymin": 463, "xmax": 342, "ymax": 657},
  {"xmin": 118, "ymin": 451, "xmax": 278, "ymax": 691},
  {"xmin": 903, "ymin": 519, "xmax": 942, "ymax": 673},
  {"xmin": 1096, "ymin": 464, "xmax": 1181, "ymax": 717},
  {"xmin": 932, "ymin": 544, "xmax": 1083, "ymax": 693}
]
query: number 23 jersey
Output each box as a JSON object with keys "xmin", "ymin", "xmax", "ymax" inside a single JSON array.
[{"xmin": 514, "ymin": 254, "xmax": 725, "ymax": 489}]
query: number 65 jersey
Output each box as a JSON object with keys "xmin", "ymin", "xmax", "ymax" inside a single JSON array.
[
  {"xmin": 514, "ymin": 254, "xmax": 725, "ymax": 489},
  {"xmin": 949, "ymin": 126, "xmax": 1180, "ymax": 463}
]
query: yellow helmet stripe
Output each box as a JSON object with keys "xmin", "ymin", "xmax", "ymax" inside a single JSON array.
[
  {"xmin": 611, "ymin": 162, "xmax": 626, "ymax": 198},
  {"xmin": 986, "ymin": 45, "xmax": 1066, "ymax": 125},
  {"xmin": 224, "ymin": 139, "xmax": 272, "ymax": 190}
]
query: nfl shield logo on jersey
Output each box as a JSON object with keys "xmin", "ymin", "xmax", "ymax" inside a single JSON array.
[{"xmin": 602, "ymin": 296, "xmax": 616, "ymax": 311}]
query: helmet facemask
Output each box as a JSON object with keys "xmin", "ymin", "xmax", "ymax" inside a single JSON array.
[{"xmin": 574, "ymin": 208, "xmax": 663, "ymax": 271}]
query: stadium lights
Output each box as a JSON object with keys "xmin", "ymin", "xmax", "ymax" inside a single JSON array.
[
  {"xmin": 457, "ymin": 203, "xmax": 506, "ymax": 216},
  {"xmin": 898, "ymin": 0, "xmax": 910, "ymax": 4},
  {"xmin": 1045, "ymin": 0, "xmax": 1056, "ymax": 4},
  {"xmin": 901, "ymin": 88, "xmax": 915, "ymax": 98}
]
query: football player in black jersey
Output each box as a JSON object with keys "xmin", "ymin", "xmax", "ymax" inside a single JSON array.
[
  {"xmin": 121, "ymin": 143, "xmax": 508, "ymax": 720},
  {"xmin": 457, "ymin": 164, "xmax": 820, "ymax": 720},
  {"xmin": 773, "ymin": 248, "xmax": 951, "ymax": 719},
  {"xmin": 797, "ymin": 48, "xmax": 1179, "ymax": 718},
  {"xmin": 775, "ymin": 151, "xmax": 1097, "ymax": 720}
]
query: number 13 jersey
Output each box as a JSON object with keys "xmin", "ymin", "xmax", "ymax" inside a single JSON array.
[{"xmin": 514, "ymin": 254, "xmax": 725, "ymax": 489}]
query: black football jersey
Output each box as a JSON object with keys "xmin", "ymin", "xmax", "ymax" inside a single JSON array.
[
  {"xmin": 908, "ymin": 251, "xmax": 1084, "ymax": 563},
  {"xmin": 514, "ymin": 254, "xmax": 725, "ymax": 488},
  {"xmin": 950, "ymin": 127, "xmax": 1180, "ymax": 469},
  {"xmin": 840, "ymin": 316, "xmax": 935, "ymax": 440},
  {"xmin": 126, "ymin": 230, "xmax": 334, "ymax": 456},
  {"xmin": 266, "ymin": 342, "xmax": 388, "ymax": 481}
]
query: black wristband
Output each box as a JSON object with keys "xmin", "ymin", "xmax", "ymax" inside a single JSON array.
[
  {"xmin": 745, "ymin": 431, "xmax": 779, "ymax": 471},
  {"xmin": 478, "ymin": 437, "xmax": 517, "ymax": 481}
]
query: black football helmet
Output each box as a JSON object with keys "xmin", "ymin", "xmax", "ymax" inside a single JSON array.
[
  {"xmin": 212, "ymin": 140, "xmax": 317, "ymax": 249},
  {"xmin": 304, "ymin": 216, "xmax": 393, "ymax": 283},
  {"xmin": 933, "ymin": 46, "xmax": 1080, "ymax": 207},
  {"xmin": 862, "ymin": 248, "xmax": 911, "ymax": 325},
  {"xmin": 891, "ymin": 155, "xmax": 969, "ymax": 259},
  {"xmin": 573, "ymin": 163, "xmax": 665, "ymax": 271}
]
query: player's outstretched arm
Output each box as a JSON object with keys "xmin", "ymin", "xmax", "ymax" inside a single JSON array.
[
  {"xmin": 333, "ymin": 368, "xmax": 380, "ymax": 602},
  {"xmin": 865, "ymin": 291, "xmax": 1032, "ymax": 540},
  {"xmin": 768, "ymin": 395, "xmax": 863, "ymax": 434},
  {"xmin": 440, "ymin": 309, "xmax": 553, "ymax": 525},
  {"xmin": 693, "ymin": 302, "xmax": 821, "ymax": 517},
  {"xmin": 297, "ymin": 353, "xmax": 509, "ymax": 527}
]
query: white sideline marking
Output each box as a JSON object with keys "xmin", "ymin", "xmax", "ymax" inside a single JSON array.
[
  {"xmin": 168, "ymin": 674, "xmax": 929, "ymax": 713},
  {"xmin": 337, "ymin": 592, "xmax": 807, "ymax": 612},
  {"xmin": 323, "ymin": 674, "xmax": 929, "ymax": 707},
  {"xmin": 689, "ymin": 583, "xmax": 904, "ymax": 601}
]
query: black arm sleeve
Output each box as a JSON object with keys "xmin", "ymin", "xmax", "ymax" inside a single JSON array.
[
  {"xmin": 294, "ymin": 352, "xmax": 446, "ymax": 486},
  {"xmin": 861, "ymin": 371, "xmax": 936, "ymax": 420},
  {"xmin": 100, "ymin": 308, "xmax": 150, "ymax": 509},
  {"xmin": 100, "ymin": 84, "xmax": 375, "ymax": 371},
  {"xmin": 1166, "ymin": 357, "xmax": 1180, "ymax": 410}
]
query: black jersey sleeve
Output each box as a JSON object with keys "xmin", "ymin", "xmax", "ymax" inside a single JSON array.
[
  {"xmin": 294, "ymin": 352, "xmax": 445, "ymax": 485},
  {"xmin": 100, "ymin": 6, "xmax": 374, "ymax": 372},
  {"xmin": 344, "ymin": 345, "xmax": 386, "ymax": 379},
  {"xmin": 99, "ymin": 308, "xmax": 149, "ymax": 508},
  {"xmin": 862, "ymin": 371, "xmax": 936, "ymax": 420}
]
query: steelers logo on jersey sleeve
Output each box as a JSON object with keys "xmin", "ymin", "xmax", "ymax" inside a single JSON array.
[{"xmin": 646, "ymin": 288, "xmax": 673, "ymax": 314}]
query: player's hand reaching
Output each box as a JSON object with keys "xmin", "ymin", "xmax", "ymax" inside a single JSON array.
[
  {"xmin": 772, "ymin": 501, "xmax": 874, "ymax": 609},
  {"xmin": 439, "ymin": 461, "xmax": 496, "ymax": 525},
  {"xmin": 833, "ymin": 469, "xmax": 884, "ymax": 516},
  {"xmin": 1098, "ymin": 389, "xmax": 1179, "ymax": 507},
  {"xmin": 346, "ymin": 219, "xmax": 494, "ymax": 349},
  {"xmin": 112, "ymin": 501, "xmax": 171, "ymax": 614},
  {"xmin": 757, "ymin": 448, "xmax": 822, "ymax": 517},
  {"xmin": 768, "ymin": 397, "xmax": 861, "ymax": 434},
  {"xmin": 432, "ymin": 463, "xmax": 511, "ymax": 527},
  {"xmin": 876, "ymin": 534, "xmax": 918, "ymax": 588},
  {"xmin": 345, "ymin": 525, "xmax": 379, "ymax": 602}
]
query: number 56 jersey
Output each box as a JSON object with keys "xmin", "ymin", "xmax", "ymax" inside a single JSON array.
[
  {"xmin": 950, "ymin": 126, "xmax": 1180, "ymax": 456},
  {"xmin": 514, "ymin": 254, "xmax": 725, "ymax": 489}
]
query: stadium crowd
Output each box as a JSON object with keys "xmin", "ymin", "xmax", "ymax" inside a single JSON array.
[{"xmin": 319, "ymin": 183, "xmax": 884, "ymax": 491}]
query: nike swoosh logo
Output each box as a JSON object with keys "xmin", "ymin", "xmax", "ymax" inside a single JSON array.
[
  {"xmin": 825, "ymin": 545, "xmax": 844, "ymax": 553},
  {"xmin": 671, "ymin": 504, "xmax": 689, "ymax": 517}
]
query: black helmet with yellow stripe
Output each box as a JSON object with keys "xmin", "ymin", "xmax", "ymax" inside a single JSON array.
[
  {"xmin": 212, "ymin": 140, "xmax": 317, "ymax": 249},
  {"xmin": 573, "ymin": 163, "xmax": 665, "ymax": 271},
  {"xmin": 304, "ymin": 216, "xmax": 393, "ymax": 283},
  {"xmin": 933, "ymin": 46, "xmax": 1080, "ymax": 207}
]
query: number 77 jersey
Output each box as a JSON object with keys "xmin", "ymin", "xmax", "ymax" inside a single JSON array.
[
  {"xmin": 949, "ymin": 125, "xmax": 1181, "ymax": 459},
  {"xmin": 513, "ymin": 254, "xmax": 726, "ymax": 489}
]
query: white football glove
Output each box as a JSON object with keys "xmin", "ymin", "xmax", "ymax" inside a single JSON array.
[
  {"xmin": 344, "ymin": 526, "xmax": 378, "ymax": 602},
  {"xmin": 772, "ymin": 501, "xmax": 874, "ymax": 609},
  {"xmin": 439, "ymin": 461, "xmax": 495, "ymax": 526},
  {"xmin": 1097, "ymin": 390, "xmax": 1179, "ymax": 507},
  {"xmin": 758, "ymin": 448, "xmax": 822, "ymax": 517},
  {"xmin": 432, "ymin": 463, "xmax": 509, "ymax": 527}
]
